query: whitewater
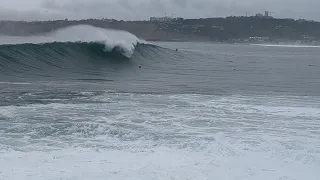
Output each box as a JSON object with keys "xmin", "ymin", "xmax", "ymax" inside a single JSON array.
[
  {"xmin": 0, "ymin": 25, "xmax": 141, "ymax": 58},
  {"xmin": 0, "ymin": 25, "xmax": 320, "ymax": 180}
]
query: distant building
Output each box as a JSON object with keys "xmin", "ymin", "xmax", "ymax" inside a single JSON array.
[
  {"xmin": 298, "ymin": 19, "xmax": 307, "ymax": 22},
  {"xmin": 255, "ymin": 11, "xmax": 273, "ymax": 18},
  {"xmin": 175, "ymin": 17, "xmax": 184, "ymax": 21},
  {"xmin": 256, "ymin": 13, "xmax": 264, "ymax": 17},
  {"xmin": 249, "ymin": 37, "xmax": 270, "ymax": 42},
  {"xmin": 150, "ymin": 16, "xmax": 173, "ymax": 22}
]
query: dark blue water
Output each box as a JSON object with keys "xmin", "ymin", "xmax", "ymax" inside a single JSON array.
[
  {"xmin": 1, "ymin": 27, "xmax": 320, "ymax": 179},
  {"xmin": 1, "ymin": 42, "xmax": 320, "ymax": 101}
]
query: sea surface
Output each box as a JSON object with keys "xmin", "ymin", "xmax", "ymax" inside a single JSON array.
[{"xmin": 0, "ymin": 25, "xmax": 320, "ymax": 180}]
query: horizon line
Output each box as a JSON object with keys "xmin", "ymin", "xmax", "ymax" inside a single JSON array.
[{"xmin": 0, "ymin": 16, "xmax": 318, "ymax": 23}]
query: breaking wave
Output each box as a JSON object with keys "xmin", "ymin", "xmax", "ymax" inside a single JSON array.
[
  {"xmin": 0, "ymin": 25, "xmax": 167, "ymax": 81},
  {"xmin": 0, "ymin": 25, "xmax": 143, "ymax": 58}
]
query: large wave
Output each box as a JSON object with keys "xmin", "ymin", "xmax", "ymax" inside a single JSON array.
[
  {"xmin": 0, "ymin": 25, "xmax": 145, "ymax": 58},
  {"xmin": 0, "ymin": 25, "xmax": 172, "ymax": 81}
]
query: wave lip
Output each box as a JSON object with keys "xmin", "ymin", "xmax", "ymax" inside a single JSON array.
[
  {"xmin": 0, "ymin": 25, "xmax": 168, "ymax": 81},
  {"xmin": 0, "ymin": 35, "xmax": 166, "ymax": 81},
  {"xmin": 0, "ymin": 25, "xmax": 142, "ymax": 58}
]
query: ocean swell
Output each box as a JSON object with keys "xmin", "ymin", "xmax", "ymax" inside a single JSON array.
[
  {"xmin": 0, "ymin": 25, "xmax": 141, "ymax": 58},
  {"xmin": 0, "ymin": 25, "xmax": 169, "ymax": 81}
]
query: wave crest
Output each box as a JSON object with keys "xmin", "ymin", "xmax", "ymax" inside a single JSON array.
[
  {"xmin": 0, "ymin": 25, "xmax": 142, "ymax": 58},
  {"xmin": 0, "ymin": 39, "xmax": 166, "ymax": 81}
]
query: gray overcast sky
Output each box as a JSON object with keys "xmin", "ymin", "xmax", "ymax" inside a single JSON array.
[{"xmin": 0, "ymin": 0, "xmax": 319, "ymax": 21}]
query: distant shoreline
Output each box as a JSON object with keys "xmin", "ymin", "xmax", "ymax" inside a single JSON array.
[{"xmin": 0, "ymin": 17, "xmax": 319, "ymax": 44}]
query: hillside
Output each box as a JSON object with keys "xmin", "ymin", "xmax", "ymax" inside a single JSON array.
[{"xmin": 0, "ymin": 17, "xmax": 320, "ymax": 43}]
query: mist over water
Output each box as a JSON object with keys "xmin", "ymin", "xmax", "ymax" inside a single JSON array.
[{"xmin": 0, "ymin": 25, "xmax": 320, "ymax": 180}]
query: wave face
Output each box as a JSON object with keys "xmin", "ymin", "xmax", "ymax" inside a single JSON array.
[
  {"xmin": 0, "ymin": 25, "xmax": 166, "ymax": 81},
  {"xmin": 0, "ymin": 25, "xmax": 140, "ymax": 58}
]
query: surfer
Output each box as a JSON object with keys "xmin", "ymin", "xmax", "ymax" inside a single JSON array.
[{"xmin": 139, "ymin": 65, "xmax": 142, "ymax": 68}]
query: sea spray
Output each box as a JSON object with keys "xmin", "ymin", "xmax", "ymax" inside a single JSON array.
[{"xmin": 0, "ymin": 25, "xmax": 141, "ymax": 58}]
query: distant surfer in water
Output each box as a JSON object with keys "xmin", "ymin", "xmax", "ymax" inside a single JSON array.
[
  {"xmin": 176, "ymin": 48, "xmax": 178, "ymax": 51},
  {"xmin": 139, "ymin": 65, "xmax": 142, "ymax": 68}
]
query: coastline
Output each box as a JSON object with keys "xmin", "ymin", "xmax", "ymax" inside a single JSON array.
[{"xmin": 0, "ymin": 17, "xmax": 319, "ymax": 44}]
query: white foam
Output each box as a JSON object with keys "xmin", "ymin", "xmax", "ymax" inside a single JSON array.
[
  {"xmin": 1, "ymin": 94, "xmax": 319, "ymax": 179},
  {"xmin": 1, "ymin": 141, "xmax": 319, "ymax": 180},
  {"xmin": 0, "ymin": 25, "xmax": 141, "ymax": 58},
  {"xmin": 0, "ymin": 82, "xmax": 31, "ymax": 85}
]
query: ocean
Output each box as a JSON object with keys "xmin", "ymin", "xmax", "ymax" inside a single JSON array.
[{"xmin": 0, "ymin": 25, "xmax": 320, "ymax": 180}]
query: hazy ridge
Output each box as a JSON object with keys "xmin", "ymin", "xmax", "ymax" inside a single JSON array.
[{"xmin": 1, "ymin": 17, "xmax": 320, "ymax": 43}]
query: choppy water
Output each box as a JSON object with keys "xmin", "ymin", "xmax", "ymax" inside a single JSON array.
[{"xmin": 0, "ymin": 26, "xmax": 320, "ymax": 180}]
